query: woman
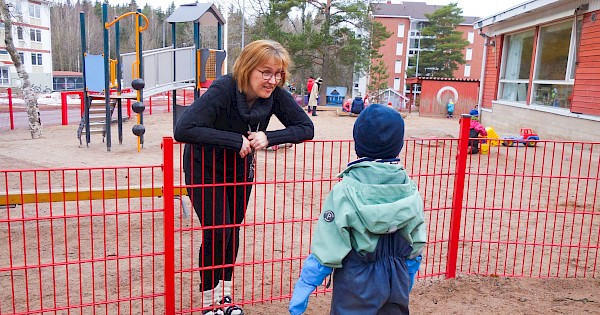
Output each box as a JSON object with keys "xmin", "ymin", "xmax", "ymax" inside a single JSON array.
[{"xmin": 174, "ymin": 40, "xmax": 314, "ymax": 315}]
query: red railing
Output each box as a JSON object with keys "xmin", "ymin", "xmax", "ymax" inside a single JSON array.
[{"xmin": 1, "ymin": 122, "xmax": 599, "ymax": 314}]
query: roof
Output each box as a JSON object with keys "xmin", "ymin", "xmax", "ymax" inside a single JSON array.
[
  {"xmin": 371, "ymin": 2, "xmax": 480, "ymax": 24},
  {"xmin": 166, "ymin": 2, "xmax": 226, "ymax": 25},
  {"xmin": 406, "ymin": 76, "xmax": 480, "ymax": 84},
  {"xmin": 53, "ymin": 71, "xmax": 83, "ymax": 77},
  {"xmin": 474, "ymin": 0, "xmax": 561, "ymax": 29}
]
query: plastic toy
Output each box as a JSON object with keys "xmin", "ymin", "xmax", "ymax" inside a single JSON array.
[{"xmin": 502, "ymin": 128, "xmax": 540, "ymax": 147}]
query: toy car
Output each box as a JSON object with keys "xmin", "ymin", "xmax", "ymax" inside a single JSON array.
[{"xmin": 502, "ymin": 128, "xmax": 540, "ymax": 147}]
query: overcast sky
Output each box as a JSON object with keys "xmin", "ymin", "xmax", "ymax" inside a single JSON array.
[{"xmin": 108, "ymin": 0, "xmax": 528, "ymax": 19}]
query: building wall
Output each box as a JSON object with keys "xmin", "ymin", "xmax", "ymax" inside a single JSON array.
[
  {"xmin": 0, "ymin": 0, "xmax": 53, "ymax": 90},
  {"xmin": 375, "ymin": 16, "xmax": 410, "ymax": 93},
  {"xmin": 416, "ymin": 79, "xmax": 479, "ymax": 117},
  {"xmin": 480, "ymin": 35, "xmax": 503, "ymax": 109},
  {"xmin": 571, "ymin": 10, "xmax": 600, "ymax": 116},
  {"xmin": 482, "ymin": 102, "xmax": 599, "ymax": 142},
  {"xmin": 477, "ymin": 0, "xmax": 600, "ymax": 142}
]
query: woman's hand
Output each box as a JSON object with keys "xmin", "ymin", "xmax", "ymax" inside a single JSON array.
[
  {"xmin": 248, "ymin": 131, "xmax": 269, "ymax": 151},
  {"xmin": 239, "ymin": 135, "xmax": 253, "ymax": 158}
]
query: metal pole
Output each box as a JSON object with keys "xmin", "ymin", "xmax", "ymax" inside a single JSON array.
[
  {"xmin": 116, "ymin": 20, "xmax": 123, "ymax": 145},
  {"xmin": 80, "ymin": 11, "xmax": 90, "ymax": 146},
  {"xmin": 446, "ymin": 114, "xmax": 471, "ymax": 278},
  {"xmin": 103, "ymin": 3, "xmax": 112, "ymax": 151}
]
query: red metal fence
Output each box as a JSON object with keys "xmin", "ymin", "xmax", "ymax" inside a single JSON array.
[{"xmin": 1, "ymin": 118, "xmax": 599, "ymax": 314}]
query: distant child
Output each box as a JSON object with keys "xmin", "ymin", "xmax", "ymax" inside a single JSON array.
[
  {"xmin": 467, "ymin": 109, "xmax": 487, "ymax": 154},
  {"xmin": 350, "ymin": 94, "xmax": 365, "ymax": 114},
  {"xmin": 289, "ymin": 104, "xmax": 427, "ymax": 315},
  {"xmin": 446, "ymin": 99, "xmax": 455, "ymax": 118}
]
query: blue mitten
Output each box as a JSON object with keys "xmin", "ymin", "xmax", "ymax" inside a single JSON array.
[
  {"xmin": 406, "ymin": 255, "xmax": 422, "ymax": 291},
  {"xmin": 289, "ymin": 254, "xmax": 333, "ymax": 315}
]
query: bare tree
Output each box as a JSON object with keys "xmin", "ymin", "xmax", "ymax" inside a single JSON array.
[{"xmin": 0, "ymin": 0, "xmax": 42, "ymax": 138}]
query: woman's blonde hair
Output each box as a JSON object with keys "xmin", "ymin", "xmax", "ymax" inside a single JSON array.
[{"xmin": 232, "ymin": 40, "xmax": 292, "ymax": 94}]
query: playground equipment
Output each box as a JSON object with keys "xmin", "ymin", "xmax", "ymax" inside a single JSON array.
[
  {"xmin": 502, "ymin": 128, "xmax": 540, "ymax": 147},
  {"xmin": 78, "ymin": 3, "xmax": 226, "ymax": 151},
  {"xmin": 78, "ymin": 5, "xmax": 149, "ymax": 152},
  {"xmin": 485, "ymin": 126, "xmax": 501, "ymax": 146}
]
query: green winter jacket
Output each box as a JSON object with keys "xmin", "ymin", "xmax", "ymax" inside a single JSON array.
[{"xmin": 311, "ymin": 161, "xmax": 427, "ymax": 268}]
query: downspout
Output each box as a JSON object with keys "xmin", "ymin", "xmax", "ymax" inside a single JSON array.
[{"xmin": 477, "ymin": 31, "xmax": 489, "ymax": 119}]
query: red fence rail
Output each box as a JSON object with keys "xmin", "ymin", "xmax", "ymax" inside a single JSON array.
[{"xmin": 1, "ymin": 124, "xmax": 599, "ymax": 314}]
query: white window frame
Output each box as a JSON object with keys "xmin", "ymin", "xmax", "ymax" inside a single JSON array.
[
  {"xmin": 498, "ymin": 29, "xmax": 535, "ymax": 103},
  {"xmin": 468, "ymin": 31, "xmax": 474, "ymax": 44},
  {"xmin": 31, "ymin": 53, "xmax": 42, "ymax": 65},
  {"xmin": 464, "ymin": 64, "xmax": 471, "ymax": 77},
  {"xmin": 30, "ymin": 29, "xmax": 41, "ymax": 42},
  {"xmin": 0, "ymin": 66, "xmax": 10, "ymax": 86},
  {"xmin": 396, "ymin": 42, "xmax": 403, "ymax": 56},
  {"xmin": 16, "ymin": 26, "xmax": 23, "ymax": 40},
  {"xmin": 29, "ymin": 4, "xmax": 41, "ymax": 19},
  {"xmin": 394, "ymin": 60, "xmax": 402, "ymax": 73},
  {"xmin": 397, "ymin": 24, "xmax": 405, "ymax": 37},
  {"xmin": 529, "ymin": 19, "xmax": 579, "ymax": 108},
  {"xmin": 465, "ymin": 48, "xmax": 472, "ymax": 61},
  {"xmin": 393, "ymin": 78, "xmax": 401, "ymax": 91}
]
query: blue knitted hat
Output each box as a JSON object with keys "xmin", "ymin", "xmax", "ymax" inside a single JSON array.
[
  {"xmin": 469, "ymin": 109, "xmax": 479, "ymax": 116},
  {"xmin": 353, "ymin": 104, "xmax": 405, "ymax": 159}
]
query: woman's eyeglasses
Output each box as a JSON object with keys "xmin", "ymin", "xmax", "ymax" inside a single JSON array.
[{"xmin": 256, "ymin": 69, "xmax": 283, "ymax": 82}]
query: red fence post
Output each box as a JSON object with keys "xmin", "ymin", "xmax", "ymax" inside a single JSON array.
[
  {"xmin": 162, "ymin": 137, "xmax": 175, "ymax": 315},
  {"xmin": 149, "ymin": 96, "xmax": 153, "ymax": 115},
  {"xmin": 446, "ymin": 114, "xmax": 471, "ymax": 278},
  {"xmin": 61, "ymin": 91, "xmax": 68, "ymax": 125},
  {"xmin": 8, "ymin": 88, "xmax": 14, "ymax": 130}
]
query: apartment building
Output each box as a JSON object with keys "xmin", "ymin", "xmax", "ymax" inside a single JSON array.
[
  {"xmin": 0, "ymin": 0, "xmax": 53, "ymax": 91},
  {"xmin": 370, "ymin": 1, "xmax": 484, "ymax": 96}
]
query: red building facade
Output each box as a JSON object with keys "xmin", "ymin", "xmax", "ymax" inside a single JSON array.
[{"xmin": 475, "ymin": 0, "xmax": 600, "ymax": 142}]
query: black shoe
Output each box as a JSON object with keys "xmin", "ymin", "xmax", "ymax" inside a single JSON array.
[
  {"xmin": 202, "ymin": 307, "xmax": 224, "ymax": 315},
  {"xmin": 220, "ymin": 296, "xmax": 244, "ymax": 315},
  {"xmin": 312, "ymin": 111, "xmax": 318, "ymax": 116}
]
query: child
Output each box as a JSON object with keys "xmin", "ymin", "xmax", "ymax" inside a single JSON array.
[
  {"xmin": 289, "ymin": 104, "xmax": 427, "ymax": 315},
  {"xmin": 467, "ymin": 109, "xmax": 488, "ymax": 154},
  {"xmin": 446, "ymin": 99, "xmax": 455, "ymax": 118}
]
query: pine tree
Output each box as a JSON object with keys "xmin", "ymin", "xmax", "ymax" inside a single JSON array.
[
  {"xmin": 410, "ymin": 3, "xmax": 469, "ymax": 78},
  {"xmin": 367, "ymin": 59, "xmax": 389, "ymax": 104}
]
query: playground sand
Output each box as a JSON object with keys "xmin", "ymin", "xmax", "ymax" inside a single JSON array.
[{"xmin": 1, "ymin": 109, "xmax": 598, "ymax": 314}]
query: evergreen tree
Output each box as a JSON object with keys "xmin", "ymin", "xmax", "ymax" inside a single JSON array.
[
  {"xmin": 367, "ymin": 59, "xmax": 389, "ymax": 104},
  {"xmin": 409, "ymin": 3, "xmax": 469, "ymax": 78},
  {"xmin": 248, "ymin": 0, "xmax": 377, "ymax": 103}
]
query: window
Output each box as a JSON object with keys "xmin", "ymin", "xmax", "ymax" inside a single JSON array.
[
  {"xmin": 468, "ymin": 31, "xmax": 474, "ymax": 44},
  {"xmin": 31, "ymin": 53, "xmax": 42, "ymax": 65},
  {"xmin": 394, "ymin": 60, "xmax": 402, "ymax": 73},
  {"xmin": 499, "ymin": 30, "xmax": 534, "ymax": 103},
  {"xmin": 17, "ymin": 26, "xmax": 23, "ymax": 40},
  {"xmin": 30, "ymin": 29, "xmax": 41, "ymax": 42},
  {"xmin": 393, "ymin": 78, "xmax": 401, "ymax": 91},
  {"xmin": 18, "ymin": 52, "xmax": 24, "ymax": 64},
  {"xmin": 0, "ymin": 67, "xmax": 9, "ymax": 86},
  {"xmin": 464, "ymin": 64, "xmax": 471, "ymax": 77},
  {"xmin": 29, "ymin": 4, "xmax": 41, "ymax": 19},
  {"xmin": 465, "ymin": 48, "xmax": 472, "ymax": 61},
  {"xmin": 397, "ymin": 24, "xmax": 405, "ymax": 37},
  {"xmin": 396, "ymin": 42, "xmax": 403, "ymax": 56},
  {"xmin": 531, "ymin": 20, "xmax": 578, "ymax": 109}
]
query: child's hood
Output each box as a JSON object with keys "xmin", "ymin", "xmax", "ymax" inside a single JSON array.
[{"xmin": 337, "ymin": 161, "xmax": 423, "ymax": 234}]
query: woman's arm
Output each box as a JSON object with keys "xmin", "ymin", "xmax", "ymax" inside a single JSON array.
[
  {"xmin": 265, "ymin": 88, "xmax": 314, "ymax": 147},
  {"xmin": 173, "ymin": 78, "xmax": 244, "ymax": 151}
]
